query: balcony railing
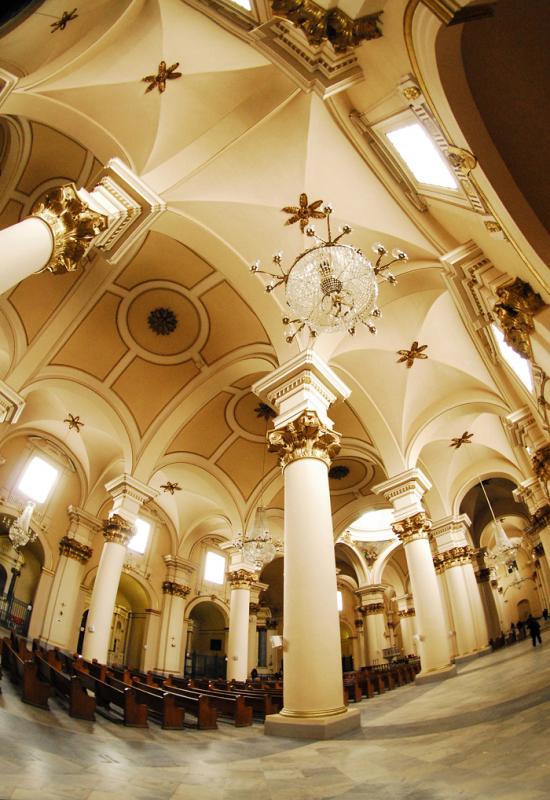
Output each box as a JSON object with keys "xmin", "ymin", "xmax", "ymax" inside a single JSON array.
[{"xmin": 0, "ymin": 593, "xmax": 32, "ymax": 636}]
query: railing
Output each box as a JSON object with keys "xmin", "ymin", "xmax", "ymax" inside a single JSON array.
[{"xmin": 0, "ymin": 593, "xmax": 32, "ymax": 635}]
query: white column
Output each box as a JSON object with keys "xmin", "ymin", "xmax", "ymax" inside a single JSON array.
[
  {"xmin": 374, "ymin": 470, "xmax": 455, "ymax": 683},
  {"xmin": 247, "ymin": 581, "xmax": 268, "ymax": 675},
  {"xmin": 156, "ymin": 582, "xmax": 190, "ymax": 674},
  {"xmin": 82, "ymin": 475, "xmax": 157, "ymax": 664},
  {"xmin": 254, "ymin": 350, "xmax": 360, "ymax": 738},
  {"xmin": 226, "ymin": 568, "xmax": 257, "ymax": 682},
  {"xmin": 0, "ymin": 218, "xmax": 54, "ymax": 292},
  {"xmin": 462, "ymin": 560, "xmax": 489, "ymax": 650},
  {"xmin": 40, "ymin": 507, "xmax": 99, "ymax": 649},
  {"xmin": 397, "ymin": 595, "xmax": 415, "ymax": 656},
  {"xmin": 354, "ymin": 618, "xmax": 366, "ymax": 667},
  {"xmin": 357, "ymin": 585, "xmax": 387, "ymax": 665}
]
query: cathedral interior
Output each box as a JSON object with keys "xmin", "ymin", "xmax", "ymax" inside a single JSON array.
[{"xmin": 0, "ymin": 1, "xmax": 549, "ymax": 798}]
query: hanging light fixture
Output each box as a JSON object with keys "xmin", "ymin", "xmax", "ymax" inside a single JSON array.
[
  {"xmin": 250, "ymin": 195, "xmax": 407, "ymax": 342},
  {"xmin": 9, "ymin": 500, "xmax": 37, "ymax": 551}
]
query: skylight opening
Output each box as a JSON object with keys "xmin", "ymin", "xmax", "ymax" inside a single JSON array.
[
  {"xmin": 229, "ymin": 0, "xmax": 251, "ymax": 8},
  {"xmin": 492, "ymin": 324, "xmax": 533, "ymax": 391},
  {"xmin": 337, "ymin": 590, "xmax": 343, "ymax": 612},
  {"xmin": 128, "ymin": 518, "xmax": 151, "ymax": 554},
  {"xmin": 18, "ymin": 455, "xmax": 59, "ymax": 503},
  {"xmin": 386, "ymin": 123, "xmax": 458, "ymax": 190},
  {"xmin": 204, "ymin": 550, "xmax": 225, "ymax": 584}
]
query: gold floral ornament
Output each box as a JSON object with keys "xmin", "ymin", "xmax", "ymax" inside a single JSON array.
[
  {"xmin": 282, "ymin": 193, "xmax": 326, "ymax": 233},
  {"xmin": 160, "ymin": 481, "xmax": 182, "ymax": 495},
  {"xmin": 31, "ymin": 184, "xmax": 108, "ymax": 274},
  {"xmin": 396, "ymin": 341, "xmax": 428, "ymax": 368},
  {"xmin": 64, "ymin": 413, "xmax": 84, "ymax": 433},
  {"xmin": 50, "ymin": 8, "xmax": 78, "ymax": 32},
  {"xmin": 142, "ymin": 61, "xmax": 182, "ymax": 94},
  {"xmin": 450, "ymin": 431, "xmax": 473, "ymax": 449}
]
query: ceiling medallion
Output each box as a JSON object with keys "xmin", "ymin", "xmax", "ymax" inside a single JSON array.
[
  {"xmin": 328, "ymin": 465, "xmax": 350, "ymax": 480},
  {"xmin": 160, "ymin": 481, "xmax": 182, "ymax": 495},
  {"xmin": 147, "ymin": 307, "xmax": 178, "ymax": 336},
  {"xmin": 255, "ymin": 402, "xmax": 276, "ymax": 420},
  {"xmin": 396, "ymin": 341, "xmax": 428, "ymax": 368},
  {"xmin": 142, "ymin": 61, "xmax": 182, "ymax": 94},
  {"xmin": 251, "ymin": 196, "xmax": 407, "ymax": 342},
  {"xmin": 449, "ymin": 431, "xmax": 473, "ymax": 449},
  {"xmin": 50, "ymin": 8, "xmax": 78, "ymax": 32}
]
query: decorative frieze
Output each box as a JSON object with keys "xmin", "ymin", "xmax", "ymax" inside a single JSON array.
[
  {"xmin": 227, "ymin": 569, "xmax": 258, "ymax": 588},
  {"xmin": 392, "ymin": 512, "xmax": 431, "ymax": 545},
  {"xmin": 532, "ymin": 445, "xmax": 550, "ymax": 483},
  {"xmin": 360, "ymin": 602, "xmax": 385, "ymax": 616},
  {"xmin": 31, "ymin": 184, "xmax": 108, "ymax": 274},
  {"xmin": 268, "ymin": 409, "xmax": 341, "ymax": 469},
  {"xmin": 58, "ymin": 536, "xmax": 92, "ymax": 563},
  {"xmin": 493, "ymin": 277, "xmax": 546, "ymax": 360},
  {"xmin": 162, "ymin": 581, "xmax": 191, "ymax": 598},
  {"xmin": 433, "ymin": 546, "xmax": 473, "ymax": 573},
  {"xmin": 398, "ymin": 608, "xmax": 416, "ymax": 618},
  {"xmin": 528, "ymin": 504, "xmax": 550, "ymax": 533},
  {"xmin": 249, "ymin": 602, "xmax": 261, "ymax": 614},
  {"xmin": 102, "ymin": 514, "xmax": 134, "ymax": 546}
]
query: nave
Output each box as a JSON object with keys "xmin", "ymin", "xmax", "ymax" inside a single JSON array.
[{"xmin": 0, "ymin": 631, "xmax": 549, "ymax": 800}]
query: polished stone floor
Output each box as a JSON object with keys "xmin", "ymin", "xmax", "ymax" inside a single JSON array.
[{"xmin": 1, "ymin": 635, "xmax": 549, "ymax": 800}]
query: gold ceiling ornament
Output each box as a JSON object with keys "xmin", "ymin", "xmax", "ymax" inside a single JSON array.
[
  {"xmin": 396, "ymin": 341, "xmax": 428, "ymax": 368},
  {"xmin": 446, "ymin": 145, "xmax": 477, "ymax": 176},
  {"xmin": 50, "ymin": 8, "xmax": 78, "ymax": 32},
  {"xmin": 531, "ymin": 444, "xmax": 550, "ymax": 483},
  {"xmin": 271, "ymin": 0, "xmax": 383, "ymax": 53},
  {"xmin": 142, "ymin": 61, "xmax": 182, "ymax": 94},
  {"xmin": 251, "ymin": 196, "xmax": 406, "ymax": 342},
  {"xmin": 493, "ymin": 277, "xmax": 546, "ymax": 361},
  {"xmin": 282, "ymin": 193, "xmax": 326, "ymax": 233},
  {"xmin": 64, "ymin": 413, "xmax": 84, "ymax": 433},
  {"xmin": 160, "ymin": 481, "xmax": 182, "ymax": 494},
  {"xmin": 254, "ymin": 402, "xmax": 276, "ymax": 420},
  {"xmin": 268, "ymin": 409, "xmax": 341, "ymax": 469},
  {"xmin": 449, "ymin": 431, "xmax": 473, "ymax": 449},
  {"xmin": 31, "ymin": 184, "xmax": 108, "ymax": 274}
]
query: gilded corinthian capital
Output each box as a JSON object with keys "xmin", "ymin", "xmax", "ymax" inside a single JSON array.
[
  {"xmin": 227, "ymin": 569, "xmax": 258, "ymax": 588},
  {"xmin": 31, "ymin": 184, "xmax": 108, "ymax": 274},
  {"xmin": 103, "ymin": 514, "xmax": 134, "ymax": 546},
  {"xmin": 267, "ymin": 410, "xmax": 340, "ymax": 469},
  {"xmin": 493, "ymin": 278, "xmax": 546, "ymax": 360},
  {"xmin": 392, "ymin": 512, "xmax": 431, "ymax": 545}
]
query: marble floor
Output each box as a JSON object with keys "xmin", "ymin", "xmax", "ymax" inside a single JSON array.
[{"xmin": 1, "ymin": 637, "xmax": 549, "ymax": 800}]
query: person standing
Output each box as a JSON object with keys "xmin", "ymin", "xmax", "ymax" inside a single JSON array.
[{"xmin": 526, "ymin": 615, "xmax": 542, "ymax": 647}]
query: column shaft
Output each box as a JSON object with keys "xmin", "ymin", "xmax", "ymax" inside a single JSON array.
[
  {"xmin": 0, "ymin": 218, "xmax": 53, "ymax": 292},
  {"xmin": 364, "ymin": 609, "xmax": 386, "ymax": 665},
  {"xmin": 227, "ymin": 583, "xmax": 252, "ymax": 682},
  {"xmin": 157, "ymin": 591, "xmax": 187, "ymax": 674},
  {"xmin": 444, "ymin": 565, "xmax": 478, "ymax": 657}
]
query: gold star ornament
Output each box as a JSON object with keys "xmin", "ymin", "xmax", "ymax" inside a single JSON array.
[
  {"xmin": 64, "ymin": 413, "xmax": 84, "ymax": 433},
  {"xmin": 450, "ymin": 431, "xmax": 474, "ymax": 449},
  {"xmin": 50, "ymin": 8, "xmax": 78, "ymax": 32},
  {"xmin": 161, "ymin": 481, "xmax": 182, "ymax": 495},
  {"xmin": 282, "ymin": 193, "xmax": 327, "ymax": 233},
  {"xmin": 396, "ymin": 341, "xmax": 428, "ymax": 368},
  {"xmin": 142, "ymin": 61, "xmax": 182, "ymax": 94}
]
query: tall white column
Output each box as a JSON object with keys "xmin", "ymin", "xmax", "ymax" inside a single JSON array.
[
  {"xmin": 82, "ymin": 475, "xmax": 157, "ymax": 664},
  {"xmin": 357, "ymin": 585, "xmax": 387, "ymax": 665},
  {"xmin": 254, "ymin": 350, "xmax": 360, "ymax": 738},
  {"xmin": 397, "ymin": 595, "xmax": 416, "ymax": 656},
  {"xmin": 0, "ymin": 158, "xmax": 165, "ymax": 293},
  {"xmin": 247, "ymin": 580, "xmax": 268, "ymax": 675},
  {"xmin": 226, "ymin": 568, "xmax": 257, "ymax": 682},
  {"xmin": 374, "ymin": 470, "xmax": 455, "ymax": 684},
  {"xmin": 354, "ymin": 617, "xmax": 366, "ymax": 668},
  {"xmin": 156, "ymin": 582, "xmax": 190, "ymax": 674},
  {"xmin": 40, "ymin": 507, "xmax": 99, "ymax": 649}
]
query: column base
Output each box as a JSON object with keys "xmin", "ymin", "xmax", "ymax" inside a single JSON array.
[
  {"xmin": 264, "ymin": 707, "xmax": 361, "ymax": 739},
  {"xmin": 415, "ymin": 663, "xmax": 457, "ymax": 685},
  {"xmin": 452, "ymin": 651, "xmax": 481, "ymax": 666}
]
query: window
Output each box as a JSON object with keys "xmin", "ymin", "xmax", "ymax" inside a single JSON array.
[
  {"xmin": 386, "ymin": 123, "xmax": 458, "ymax": 190},
  {"xmin": 18, "ymin": 455, "xmax": 58, "ymax": 503},
  {"xmin": 491, "ymin": 324, "xmax": 533, "ymax": 391},
  {"xmin": 204, "ymin": 550, "xmax": 225, "ymax": 584},
  {"xmin": 337, "ymin": 590, "xmax": 343, "ymax": 612},
  {"xmin": 128, "ymin": 518, "xmax": 151, "ymax": 554}
]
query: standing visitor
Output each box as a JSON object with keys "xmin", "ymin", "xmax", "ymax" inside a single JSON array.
[{"xmin": 526, "ymin": 615, "xmax": 542, "ymax": 647}]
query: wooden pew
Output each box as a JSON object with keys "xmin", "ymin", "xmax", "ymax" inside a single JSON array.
[
  {"xmin": 77, "ymin": 670, "xmax": 148, "ymax": 727},
  {"xmin": 3, "ymin": 637, "xmax": 50, "ymax": 709},
  {"xmin": 35, "ymin": 653, "xmax": 95, "ymax": 720},
  {"xmin": 139, "ymin": 680, "xmax": 218, "ymax": 729},
  {"xmin": 108, "ymin": 675, "xmax": 184, "ymax": 730},
  {"xmin": 164, "ymin": 676, "xmax": 254, "ymax": 726},
  {"xmin": 343, "ymin": 677, "xmax": 362, "ymax": 703}
]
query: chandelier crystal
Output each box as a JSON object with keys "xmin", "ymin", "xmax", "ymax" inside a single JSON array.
[
  {"xmin": 241, "ymin": 506, "xmax": 278, "ymax": 567},
  {"xmin": 251, "ymin": 199, "xmax": 407, "ymax": 342},
  {"xmin": 486, "ymin": 518, "xmax": 519, "ymax": 568}
]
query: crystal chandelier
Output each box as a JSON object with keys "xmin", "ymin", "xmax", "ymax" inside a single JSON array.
[
  {"xmin": 251, "ymin": 196, "xmax": 407, "ymax": 342},
  {"xmin": 9, "ymin": 500, "xmax": 37, "ymax": 550},
  {"xmin": 478, "ymin": 479, "xmax": 518, "ymax": 568},
  {"xmin": 241, "ymin": 506, "xmax": 277, "ymax": 567}
]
